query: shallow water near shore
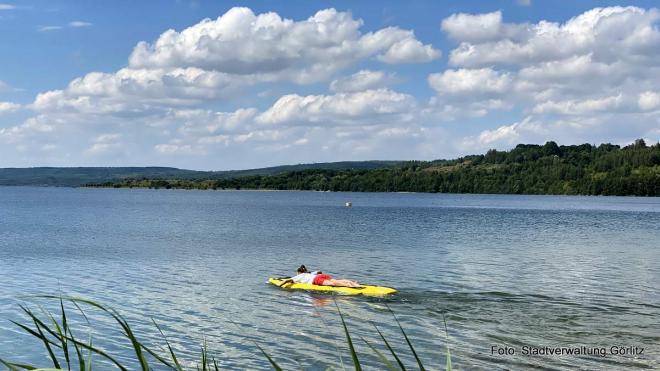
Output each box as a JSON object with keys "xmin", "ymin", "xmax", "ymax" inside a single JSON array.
[{"xmin": 1, "ymin": 187, "xmax": 659, "ymax": 369}]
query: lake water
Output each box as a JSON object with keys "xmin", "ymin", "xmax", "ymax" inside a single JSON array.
[{"xmin": 0, "ymin": 187, "xmax": 659, "ymax": 370}]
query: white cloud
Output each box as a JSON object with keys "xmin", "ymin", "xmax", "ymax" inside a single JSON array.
[
  {"xmin": 31, "ymin": 68, "xmax": 260, "ymax": 115},
  {"xmin": 0, "ymin": 5, "xmax": 445, "ymax": 167},
  {"xmin": 377, "ymin": 37, "xmax": 440, "ymax": 63},
  {"xmin": 232, "ymin": 129, "xmax": 287, "ymax": 144},
  {"xmin": 29, "ymin": 7, "xmax": 439, "ymax": 119},
  {"xmin": 129, "ymin": 7, "xmax": 439, "ymax": 82},
  {"xmin": 69, "ymin": 21, "xmax": 92, "ymax": 27},
  {"xmin": 3, "ymin": 6, "xmax": 659, "ymax": 169},
  {"xmin": 532, "ymin": 94, "xmax": 624, "ymax": 115},
  {"xmin": 518, "ymin": 54, "xmax": 601, "ymax": 81},
  {"xmin": 0, "ymin": 115, "xmax": 55, "ymax": 143},
  {"xmin": 462, "ymin": 110, "xmax": 660, "ymax": 154},
  {"xmin": 38, "ymin": 26, "xmax": 63, "ymax": 32},
  {"xmin": 37, "ymin": 22, "xmax": 93, "ymax": 32},
  {"xmin": 428, "ymin": 68, "xmax": 512, "ymax": 95},
  {"xmin": 446, "ymin": 7, "xmax": 660, "ymax": 67},
  {"xmin": 87, "ymin": 142, "xmax": 120, "ymax": 154},
  {"xmin": 177, "ymin": 108, "xmax": 257, "ymax": 135},
  {"xmin": 94, "ymin": 133, "xmax": 121, "ymax": 143},
  {"xmin": 478, "ymin": 123, "xmax": 520, "ymax": 145},
  {"xmin": 442, "ymin": 11, "xmax": 507, "ymax": 43},
  {"xmin": 462, "ymin": 116, "xmax": 547, "ymax": 149},
  {"xmin": 425, "ymin": 68, "xmax": 517, "ymax": 120},
  {"xmin": 197, "ymin": 135, "xmax": 230, "ymax": 145},
  {"xmin": 86, "ymin": 133, "xmax": 122, "ymax": 155},
  {"xmin": 0, "ymin": 101, "xmax": 20, "ymax": 114},
  {"xmin": 431, "ymin": 6, "xmax": 660, "ymax": 128},
  {"xmin": 638, "ymin": 91, "xmax": 660, "ymax": 111},
  {"xmin": 154, "ymin": 143, "xmax": 202, "ymax": 155},
  {"xmin": 0, "ymin": 3, "xmax": 15, "ymax": 10},
  {"xmin": 256, "ymin": 89, "xmax": 417, "ymax": 126},
  {"xmin": 329, "ymin": 70, "xmax": 396, "ymax": 92}
]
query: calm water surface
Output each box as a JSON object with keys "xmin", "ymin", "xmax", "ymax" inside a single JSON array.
[{"xmin": 1, "ymin": 187, "xmax": 659, "ymax": 370}]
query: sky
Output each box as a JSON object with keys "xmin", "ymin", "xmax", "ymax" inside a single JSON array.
[{"xmin": 0, "ymin": 0, "xmax": 659, "ymax": 170}]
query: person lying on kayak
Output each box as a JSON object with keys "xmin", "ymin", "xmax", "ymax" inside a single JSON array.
[{"xmin": 279, "ymin": 265, "xmax": 362, "ymax": 288}]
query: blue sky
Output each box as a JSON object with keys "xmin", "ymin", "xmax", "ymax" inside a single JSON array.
[{"xmin": 0, "ymin": 0, "xmax": 659, "ymax": 169}]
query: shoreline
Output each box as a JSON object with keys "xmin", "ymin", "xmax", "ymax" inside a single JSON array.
[{"xmin": 1, "ymin": 184, "xmax": 656, "ymax": 198}]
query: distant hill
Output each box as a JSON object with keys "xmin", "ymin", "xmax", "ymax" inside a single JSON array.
[
  {"xmin": 0, "ymin": 167, "xmax": 200, "ymax": 186},
  {"xmin": 0, "ymin": 161, "xmax": 403, "ymax": 186},
  {"xmin": 218, "ymin": 161, "xmax": 403, "ymax": 178},
  {"xmin": 91, "ymin": 140, "xmax": 660, "ymax": 196}
]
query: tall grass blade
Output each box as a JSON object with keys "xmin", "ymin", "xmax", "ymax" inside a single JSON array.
[
  {"xmin": 59, "ymin": 297, "xmax": 72, "ymax": 370},
  {"xmin": 72, "ymin": 298, "xmax": 94, "ymax": 371},
  {"xmin": 373, "ymin": 324, "xmax": 406, "ymax": 371},
  {"xmin": 10, "ymin": 319, "xmax": 60, "ymax": 351},
  {"xmin": 224, "ymin": 315, "xmax": 283, "ymax": 371},
  {"xmin": 17, "ymin": 304, "xmax": 112, "ymax": 371},
  {"xmin": 86, "ymin": 336, "xmax": 93, "ymax": 371},
  {"xmin": 23, "ymin": 319, "xmax": 126, "ymax": 370},
  {"xmin": 22, "ymin": 306, "xmax": 66, "ymax": 350},
  {"xmin": 72, "ymin": 300, "xmax": 89, "ymax": 323},
  {"xmin": 334, "ymin": 302, "xmax": 361, "ymax": 371},
  {"xmin": 31, "ymin": 316, "xmax": 60, "ymax": 368},
  {"xmin": 0, "ymin": 358, "xmax": 37, "ymax": 370},
  {"xmin": 14, "ymin": 300, "xmax": 128, "ymax": 371},
  {"xmin": 254, "ymin": 343, "xmax": 284, "ymax": 371},
  {"xmin": 445, "ymin": 348, "xmax": 452, "ymax": 371},
  {"xmin": 10, "ymin": 295, "xmax": 445, "ymax": 371},
  {"xmin": 14, "ymin": 305, "xmax": 64, "ymax": 355},
  {"xmin": 112, "ymin": 313, "xmax": 149, "ymax": 370},
  {"xmin": 386, "ymin": 305, "xmax": 424, "ymax": 371},
  {"xmin": 39, "ymin": 296, "xmax": 151, "ymax": 370},
  {"xmin": 38, "ymin": 306, "xmax": 67, "ymax": 354},
  {"xmin": 52, "ymin": 330, "xmax": 128, "ymax": 370},
  {"xmin": 360, "ymin": 336, "xmax": 399, "ymax": 371},
  {"xmin": 442, "ymin": 314, "xmax": 452, "ymax": 371},
  {"xmin": 313, "ymin": 305, "xmax": 345, "ymax": 370},
  {"xmin": 152, "ymin": 319, "xmax": 183, "ymax": 371},
  {"xmin": 201, "ymin": 338, "xmax": 208, "ymax": 371},
  {"xmin": 138, "ymin": 339, "xmax": 179, "ymax": 369},
  {"xmin": 68, "ymin": 327, "xmax": 86, "ymax": 371},
  {"xmin": 26, "ymin": 295, "xmax": 138, "ymax": 370}
]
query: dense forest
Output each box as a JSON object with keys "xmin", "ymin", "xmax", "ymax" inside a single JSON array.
[
  {"xmin": 92, "ymin": 139, "xmax": 660, "ymax": 196},
  {"xmin": 0, "ymin": 161, "xmax": 399, "ymax": 186}
]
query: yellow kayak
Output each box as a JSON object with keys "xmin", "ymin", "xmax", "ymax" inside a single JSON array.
[{"xmin": 268, "ymin": 277, "xmax": 397, "ymax": 296}]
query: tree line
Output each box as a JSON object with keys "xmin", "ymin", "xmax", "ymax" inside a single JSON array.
[{"xmin": 91, "ymin": 139, "xmax": 660, "ymax": 196}]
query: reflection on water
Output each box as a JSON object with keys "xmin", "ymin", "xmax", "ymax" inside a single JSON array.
[
  {"xmin": 309, "ymin": 295, "xmax": 334, "ymax": 308},
  {"xmin": 0, "ymin": 187, "xmax": 659, "ymax": 369}
]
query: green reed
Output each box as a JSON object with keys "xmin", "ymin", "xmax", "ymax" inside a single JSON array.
[{"xmin": 1, "ymin": 296, "xmax": 452, "ymax": 371}]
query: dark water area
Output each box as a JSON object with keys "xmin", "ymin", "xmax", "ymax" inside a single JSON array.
[{"xmin": 0, "ymin": 187, "xmax": 658, "ymax": 369}]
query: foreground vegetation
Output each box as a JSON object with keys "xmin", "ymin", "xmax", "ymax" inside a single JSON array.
[
  {"xmin": 1, "ymin": 296, "xmax": 451, "ymax": 370},
  {"xmin": 93, "ymin": 140, "xmax": 660, "ymax": 196}
]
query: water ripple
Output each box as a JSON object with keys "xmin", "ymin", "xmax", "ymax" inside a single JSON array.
[{"xmin": 1, "ymin": 188, "xmax": 659, "ymax": 369}]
